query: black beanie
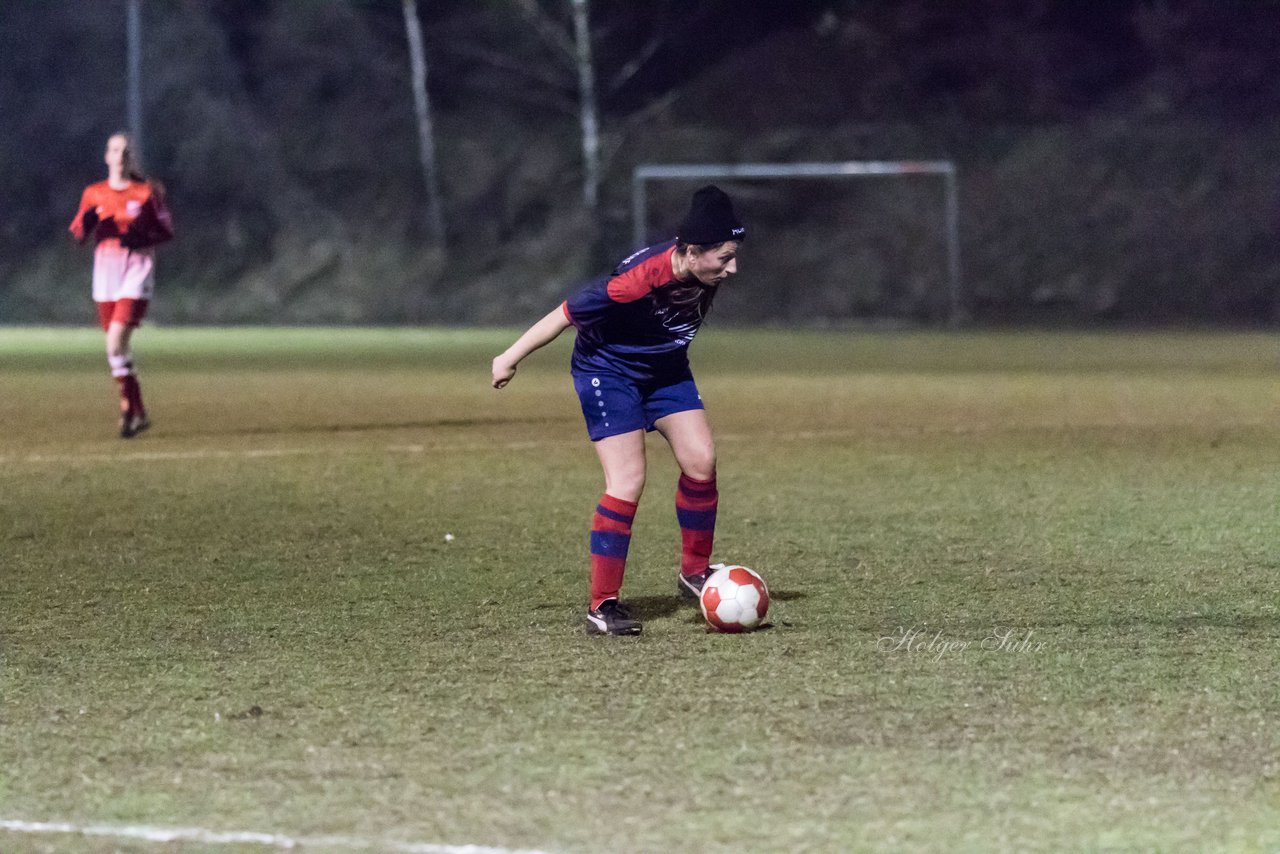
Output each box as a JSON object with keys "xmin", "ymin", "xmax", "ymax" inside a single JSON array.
[{"xmin": 677, "ymin": 185, "xmax": 745, "ymax": 245}]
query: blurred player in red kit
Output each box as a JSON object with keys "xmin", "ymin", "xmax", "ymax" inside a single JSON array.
[
  {"xmin": 69, "ymin": 132, "xmax": 174, "ymax": 438},
  {"xmin": 492, "ymin": 186, "xmax": 745, "ymax": 635}
]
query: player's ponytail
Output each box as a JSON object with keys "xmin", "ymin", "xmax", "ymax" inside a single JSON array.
[
  {"xmin": 113, "ymin": 130, "xmax": 148, "ymax": 183},
  {"xmin": 656, "ymin": 278, "xmax": 717, "ymax": 322}
]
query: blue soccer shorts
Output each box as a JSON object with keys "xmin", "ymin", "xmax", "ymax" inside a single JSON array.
[{"xmin": 572, "ymin": 369, "xmax": 704, "ymax": 442}]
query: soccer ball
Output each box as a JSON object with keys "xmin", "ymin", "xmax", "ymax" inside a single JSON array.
[{"xmin": 699, "ymin": 564, "xmax": 769, "ymax": 633}]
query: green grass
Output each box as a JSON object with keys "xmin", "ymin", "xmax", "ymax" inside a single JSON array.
[{"xmin": 2, "ymin": 326, "xmax": 1279, "ymax": 853}]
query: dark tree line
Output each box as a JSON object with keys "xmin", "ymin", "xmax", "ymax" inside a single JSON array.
[{"xmin": 2, "ymin": 0, "xmax": 1278, "ymax": 324}]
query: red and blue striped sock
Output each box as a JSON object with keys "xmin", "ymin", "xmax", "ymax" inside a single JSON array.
[
  {"xmin": 676, "ymin": 473, "xmax": 718, "ymax": 577},
  {"xmin": 590, "ymin": 493, "xmax": 638, "ymax": 608}
]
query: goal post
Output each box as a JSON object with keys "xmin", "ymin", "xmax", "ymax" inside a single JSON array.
[{"xmin": 632, "ymin": 161, "xmax": 964, "ymax": 325}]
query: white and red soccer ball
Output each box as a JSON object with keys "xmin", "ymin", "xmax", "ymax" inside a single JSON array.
[{"xmin": 699, "ymin": 564, "xmax": 769, "ymax": 632}]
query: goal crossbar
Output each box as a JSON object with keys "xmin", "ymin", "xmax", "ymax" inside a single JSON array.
[{"xmin": 632, "ymin": 161, "xmax": 963, "ymax": 324}]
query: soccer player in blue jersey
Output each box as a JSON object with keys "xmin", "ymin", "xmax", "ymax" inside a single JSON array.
[{"xmin": 492, "ymin": 185, "xmax": 745, "ymax": 636}]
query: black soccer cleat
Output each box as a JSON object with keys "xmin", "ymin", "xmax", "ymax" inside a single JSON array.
[
  {"xmin": 120, "ymin": 410, "xmax": 151, "ymax": 439},
  {"xmin": 677, "ymin": 571, "xmax": 709, "ymax": 602},
  {"xmin": 586, "ymin": 599, "xmax": 642, "ymax": 636}
]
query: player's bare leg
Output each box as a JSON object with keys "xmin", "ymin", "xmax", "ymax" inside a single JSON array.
[
  {"xmin": 593, "ymin": 429, "xmax": 648, "ymax": 502},
  {"xmin": 584, "ymin": 430, "xmax": 646, "ymax": 635},
  {"xmin": 105, "ymin": 320, "xmax": 132, "ymax": 365},
  {"xmin": 655, "ymin": 409, "xmax": 716, "ymax": 482},
  {"xmin": 656, "ymin": 409, "xmax": 720, "ymax": 601}
]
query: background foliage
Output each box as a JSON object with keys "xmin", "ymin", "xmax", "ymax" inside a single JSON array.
[{"xmin": 2, "ymin": 0, "xmax": 1278, "ymax": 324}]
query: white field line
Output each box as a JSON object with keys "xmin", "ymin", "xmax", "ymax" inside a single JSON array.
[
  {"xmin": 0, "ymin": 438, "xmax": 578, "ymax": 466},
  {"xmin": 0, "ymin": 419, "xmax": 1271, "ymax": 467},
  {"xmin": 0, "ymin": 818, "xmax": 556, "ymax": 854}
]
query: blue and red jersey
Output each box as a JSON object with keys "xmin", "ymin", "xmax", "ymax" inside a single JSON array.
[{"xmin": 563, "ymin": 240, "xmax": 717, "ymax": 382}]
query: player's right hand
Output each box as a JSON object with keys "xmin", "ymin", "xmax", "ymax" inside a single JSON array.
[
  {"xmin": 81, "ymin": 207, "xmax": 100, "ymax": 234},
  {"xmin": 492, "ymin": 357, "xmax": 517, "ymax": 389}
]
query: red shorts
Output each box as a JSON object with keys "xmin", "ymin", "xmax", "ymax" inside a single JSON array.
[{"xmin": 96, "ymin": 298, "xmax": 149, "ymax": 331}]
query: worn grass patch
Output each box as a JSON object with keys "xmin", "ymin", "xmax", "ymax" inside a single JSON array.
[{"xmin": 1, "ymin": 327, "xmax": 1278, "ymax": 852}]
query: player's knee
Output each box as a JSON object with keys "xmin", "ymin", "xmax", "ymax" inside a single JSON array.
[
  {"xmin": 605, "ymin": 467, "xmax": 646, "ymax": 503},
  {"xmin": 682, "ymin": 445, "xmax": 716, "ymax": 482},
  {"xmin": 105, "ymin": 330, "xmax": 127, "ymax": 357},
  {"xmin": 684, "ymin": 461, "xmax": 716, "ymax": 482}
]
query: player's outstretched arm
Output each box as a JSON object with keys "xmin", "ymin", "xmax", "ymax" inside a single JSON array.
[
  {"xmin": 69, "ymin": 196, "xmax": 99, "ymax": 244},
  {"xmin": 492, "ymin": 305, "xmax": 572, "ymax": 389}
]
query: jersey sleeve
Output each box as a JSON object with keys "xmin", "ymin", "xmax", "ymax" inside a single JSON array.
[
  {"xmin": 605, "ymin": 252, "xmax": 674, "ymax": 303},
  {"xmin": 563, "ymin": 276, "xmax": 613, "ymax": 331},
  {"xmin": 146, "ymin": 187, "xmax": 175, "ymax": 243},
  {"xmin": 122, "ymin": 186, "xmax": 175, "ymax": 249},
  {"xmin": 68, "ymin": 187, "xmax": 95, "ymax": 242},
  {"xmin": 565, "ymin": 249, "xmax": 676, "ymax": 328}
]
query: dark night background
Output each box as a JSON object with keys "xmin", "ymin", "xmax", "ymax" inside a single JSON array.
[{"xmin": 3, "ymin": 0, "xmax": 1279, "ymax": 325}]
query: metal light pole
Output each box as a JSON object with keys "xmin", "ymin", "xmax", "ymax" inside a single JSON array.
[
  {"xmin": 126, "ymin": 0, "xmax": 143, "ymax": 161},
  {"xmin": 402, "ymin": 0, "xmax": 447, "ymax": 248},
  {"xmin": 570, "ymin": 0, "xmax": 600, "ymax": 212}
]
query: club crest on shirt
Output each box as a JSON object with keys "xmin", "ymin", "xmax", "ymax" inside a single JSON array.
[{"xmin": 127, "ymin": 200, "xmax": 142, "ymax": 215}]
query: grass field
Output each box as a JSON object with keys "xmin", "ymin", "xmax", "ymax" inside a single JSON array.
[{"xmin": 2, "ymin": 326, "xmax": 1279, "ymax": 853}]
